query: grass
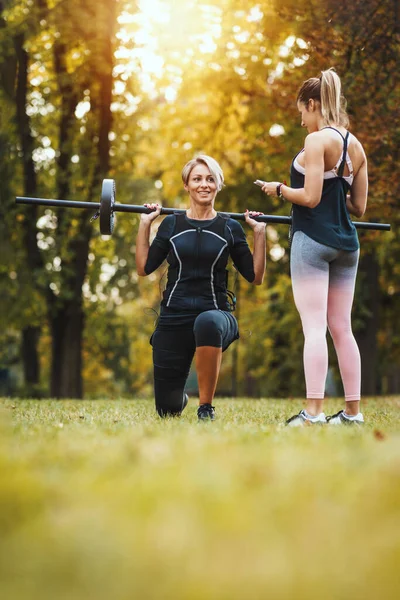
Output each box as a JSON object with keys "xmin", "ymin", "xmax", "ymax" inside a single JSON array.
[{"xmin": 0, "ymin": 397, "xmax": 399, "ymax": 600}]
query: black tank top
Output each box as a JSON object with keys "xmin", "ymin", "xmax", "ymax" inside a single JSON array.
[{"xmin": 290, "ymin": 129, "xmax": 359, "ymax": 251}]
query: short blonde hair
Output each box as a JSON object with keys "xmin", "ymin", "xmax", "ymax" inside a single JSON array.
[{"xmin": 181, "ymin": 155, "xmax": 225, "ymax": 192}]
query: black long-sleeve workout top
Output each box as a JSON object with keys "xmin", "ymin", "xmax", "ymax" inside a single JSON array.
[{"xmin": 144, "ymin": 213, "xmax": 255, "ymax": 313}]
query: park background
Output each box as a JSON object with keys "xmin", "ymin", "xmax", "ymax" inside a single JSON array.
[
  {"xmin": 0, "ymin": 0, "xmax": 399, "ymax": 400},
  {"xmin": 1, "ymin": 3, "xmax": 400, "ymax": 600}
]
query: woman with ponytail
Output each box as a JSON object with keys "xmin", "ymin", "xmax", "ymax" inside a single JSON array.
[{"xmin": 259, "ymin": 68, "xmax": 368, "ymax": 426}]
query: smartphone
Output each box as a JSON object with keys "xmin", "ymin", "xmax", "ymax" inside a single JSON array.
[{"xmin": 254, "ymin": 180, "xmax": 266, "ymax": 187}]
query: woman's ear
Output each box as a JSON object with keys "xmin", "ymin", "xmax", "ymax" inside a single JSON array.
[{"xmin": 308, "ymin": 98, "xmax": 315, "ymax": 112}]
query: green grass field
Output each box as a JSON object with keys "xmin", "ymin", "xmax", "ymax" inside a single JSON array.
[{"xmin": 1, "ymin": 397, "xmax": 399, "ymax": 600}]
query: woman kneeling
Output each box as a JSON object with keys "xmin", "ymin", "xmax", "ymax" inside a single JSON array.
[{"xmin": 136, "ymin": 155, "xmax": 266, "ymax": 420}]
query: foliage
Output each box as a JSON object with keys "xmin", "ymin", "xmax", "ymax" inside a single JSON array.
[
  {"xmin": 0, "ymin": 0, "xmax": 399, "ymax": 397},
  {"xmin": 128, "ymin": 0, "xmax": 399, "ymax": 396}
]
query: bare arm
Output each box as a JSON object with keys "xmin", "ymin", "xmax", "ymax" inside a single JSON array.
[
  {"xmin": 135, "ymin": 204, "xmax": 162, "ymax": 276},
  {"xmin": 244, "ymin": 211, "xmax": 266, "ymax": 285},
  {"xmin": 260, "ymin": 133, "xmax": 325, "ymax": 208},
  {"xmin": 347, "ymin": 154, "xmax": 368, "ymax": 218}
]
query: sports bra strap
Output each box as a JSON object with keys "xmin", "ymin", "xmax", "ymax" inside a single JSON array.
[
  {"xmin": 322, "ymin": 126, "xmax": 346, "ymax": 141},
  {"xmin": 337, "ymin": 131, "xmax": 350, "ymax": 178}
]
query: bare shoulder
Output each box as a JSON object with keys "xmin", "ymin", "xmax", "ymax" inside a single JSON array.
[
  {"xmin": 349, "ymin": 132, "xmax": 366, "ymax": 154},
  {"xmin": 348, "ymin": 132, "xmax": 367, "ymax": 170},
  {"xmin": 304, "ymin": 131, "xmax": 325, "ymax": 149}
]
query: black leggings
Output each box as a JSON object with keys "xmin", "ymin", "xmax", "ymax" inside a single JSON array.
[{"xmin": 151, "ymin": 310, "xmax": 239, "ymax": 417}]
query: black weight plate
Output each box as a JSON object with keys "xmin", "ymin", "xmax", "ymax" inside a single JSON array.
[{"xmin": 100, "ymin": 179, "xmax": 116, "ymax": 235}]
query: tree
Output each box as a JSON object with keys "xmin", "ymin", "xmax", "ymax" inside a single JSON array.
[
  {"xmin": 1, "ymin": 0, "xmax": 120, "ymax": 397},
  {"xmin": 1, "ymin": 0, "xmax": 398, "ymax": 398},
  {"xmin": 125, "ymin": 0, "xmax": 399, "ymax": 396}
]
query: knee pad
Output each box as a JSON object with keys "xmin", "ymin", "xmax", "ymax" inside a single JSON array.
[{"xmin": 193, "ymin": 311, "xmax": 223, "ymax": 348}]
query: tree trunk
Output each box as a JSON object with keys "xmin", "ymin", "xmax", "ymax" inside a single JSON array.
[
  {"xmin": 21, "ymin": 327, "xmax": 40, "ymax": 390},
  {"xmin": 356, "ymin": 253, "xmax": 380, "ymax": 395},
  {"xmin": 14, "ymin": 32, "xmax": 42, "ymax": 391},
  {"xmin": 231, "ymin": 277, "xmax": 240, "ymax": 397},
  {"xmin": 50, "ymin": 302, "xmax": 85, "ymax": 398},
  {"xmin": 49, "ymin": 1, "xmax": 116, "ymax": 398},
  {"xmin": 49, "ymin": 216, "xmax": 92, "ymax": 398},
  {"xmin": 387, "ymin": 364, "xmax": 400, "ymax": 394}
]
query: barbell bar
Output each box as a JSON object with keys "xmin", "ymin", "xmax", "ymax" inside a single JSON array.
[{"xmin": 15, "ymin": 178, "xmax": 391, "ymax": 235}]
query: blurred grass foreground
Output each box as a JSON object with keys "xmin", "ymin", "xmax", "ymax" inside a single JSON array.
[{"xmin": 1, "ymin": 397, "xmax": 399, "ymax": 600}]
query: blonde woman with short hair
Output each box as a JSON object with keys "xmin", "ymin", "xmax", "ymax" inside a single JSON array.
[{"xmin": 136, "ymin": 155, "xmax": 266, "ymax": 420}]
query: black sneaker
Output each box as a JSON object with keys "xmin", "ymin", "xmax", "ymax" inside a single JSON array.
[
  {"xmin": 285, "ymin": 409, "xmax": 327, "ymax": 427},
  {"xmin": 197, "ymin": 403, "xmax": 215, "ymax": 421},
  {"xmin": 326, "ymin": 410, "xmax": 364, "ymax": 425}
]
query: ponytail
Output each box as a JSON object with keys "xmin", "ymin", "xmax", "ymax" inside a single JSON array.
[
  {"xmin": 320, "ymin": 68, "xmax": 349, "ymax": 128},
  {"xmin": 297, "ymin": 68, "xmax": 349, "ymax": 128}
]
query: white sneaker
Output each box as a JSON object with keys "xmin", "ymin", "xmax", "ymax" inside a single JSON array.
[
  {"xmin": 285, "ymin": 409, "xmax": 327, "ymax": 427},
  {"xmin": 326, "ymin": 410, "xmax": 364, "ymax": 425}
]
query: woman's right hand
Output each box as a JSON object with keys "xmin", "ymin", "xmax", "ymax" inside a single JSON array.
[
  {"xmin": 136, "ymin": 203, "xmax": 162, "ymax": 276},
  {"xmin": 244, "ymin": 210, "xmax": 266, "ymax": 233},
  {"xmin": 140, "ymin": 203, "xmax": 162, "ymax": 225}
]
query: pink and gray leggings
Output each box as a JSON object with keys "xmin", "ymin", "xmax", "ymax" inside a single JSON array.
[{"xmin": 290, "ymin": 231, "xmax": 360, "ymax": 401}]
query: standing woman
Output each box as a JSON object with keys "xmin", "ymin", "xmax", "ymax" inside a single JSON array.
[
  {"xmin": 260, "ymin": 68, "xmax": 368, "ymax": 425},
  {"xmin": 136, "ymin": 155, "xmax": 266, "ymax": 420}
]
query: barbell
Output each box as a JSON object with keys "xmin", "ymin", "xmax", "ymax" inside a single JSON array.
[{"xmin": 16, "ymin": 178, "xmax": 391, "ymax": 235}]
